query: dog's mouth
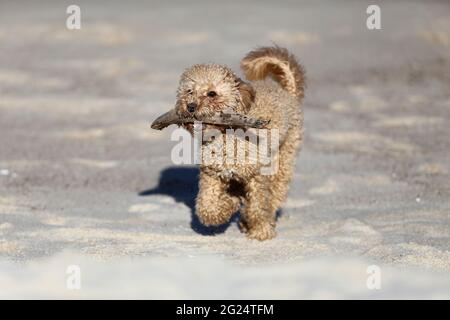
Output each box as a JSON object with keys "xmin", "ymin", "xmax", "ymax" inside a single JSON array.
[{"xmin": 151, "ymin": 108, "xmax": 269, "ymax": 131}]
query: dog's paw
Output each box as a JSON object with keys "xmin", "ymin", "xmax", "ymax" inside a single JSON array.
[
  {"xmin": 197, "ymin": 212, "xmax": 230, "ymax": 226},
  {"xmin": 245, "ymin": 223, "xmax": 277, "ymax": 241}
]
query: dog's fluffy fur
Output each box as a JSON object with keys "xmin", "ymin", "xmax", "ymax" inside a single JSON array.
[{"xmin": 175, "ymin": 46, "xmax": 305, "ymax": 240}]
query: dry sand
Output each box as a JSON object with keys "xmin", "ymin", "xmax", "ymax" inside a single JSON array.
[{"xmin": 0, "ymin": 0, "xmax": 449, "ymax": 298}]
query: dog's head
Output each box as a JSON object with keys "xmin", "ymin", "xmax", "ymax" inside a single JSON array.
[{"xmin": 175, "ymin": 64, "xmax": 254, "ymax": 120}]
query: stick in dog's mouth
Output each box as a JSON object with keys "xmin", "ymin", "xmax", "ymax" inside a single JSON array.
[{"xmin": 151, "ymin": 108, "xmax": 270, "ymax": 130}]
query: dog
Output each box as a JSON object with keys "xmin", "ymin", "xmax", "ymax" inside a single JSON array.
[{"xmin": 174, "ymin": 46, "xmax": 305, "ymax": 240}]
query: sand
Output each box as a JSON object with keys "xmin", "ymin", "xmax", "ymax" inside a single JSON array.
[{"xmin": 0, "ymin": 0, "xmax": 449, "ymax": 298}]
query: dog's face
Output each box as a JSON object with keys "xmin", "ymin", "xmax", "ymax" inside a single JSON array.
[{"xmin": 175, "ymin": 64, "xmax": 254, "ymax": 121}]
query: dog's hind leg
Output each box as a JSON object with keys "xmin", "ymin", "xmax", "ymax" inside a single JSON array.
[
  {"xmin": 196, "ymin": 171, "xmax": 241, "ymax": 226},
  {"xmin": 240, "ymin": 127, "xmax": 301, "ymax": 240},
  {"xmin": 267, "ymin": 127, "xmax": 302, "ymax": 215},
  {"xmin": 240, "ymin": 176, "xmax": 277, "ymax": 241}
]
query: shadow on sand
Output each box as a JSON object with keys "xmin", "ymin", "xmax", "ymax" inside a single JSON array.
[{"xmin": 138, "ymin": 166, "xmax": 238, "ymax": 235}]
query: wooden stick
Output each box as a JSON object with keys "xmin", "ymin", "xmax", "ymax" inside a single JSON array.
[{"xmin": 151, "ymin": 109, "xmax": 270, "ymax": 130}]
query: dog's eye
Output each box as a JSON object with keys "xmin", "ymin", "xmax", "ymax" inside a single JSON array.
[
  {"xmin": 207, "ymin": 91, "xmax": 217, "ymax": 98},
  {"xmin": 186, "ymin": 89, "xmax": 193, "ymax": 95}
]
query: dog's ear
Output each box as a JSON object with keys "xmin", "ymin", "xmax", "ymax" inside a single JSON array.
[{"xmin": 237, "ymin": 78, "xmax": 255, "ymax": 112}]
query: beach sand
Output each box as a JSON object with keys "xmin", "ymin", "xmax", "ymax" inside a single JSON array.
[{"xmin": 0, "ymin": 0, "xmax": 449, "ymax": 298}]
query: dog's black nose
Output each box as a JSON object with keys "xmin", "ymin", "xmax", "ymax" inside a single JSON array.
[{"xmin": 187, "ymin": 102, "xmax": 197, "ymax": 113}]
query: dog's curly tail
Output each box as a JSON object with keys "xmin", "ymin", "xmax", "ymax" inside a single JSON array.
[{"xmin": 241, "ymin": 46, "xmax": 306, "ymax": 100}]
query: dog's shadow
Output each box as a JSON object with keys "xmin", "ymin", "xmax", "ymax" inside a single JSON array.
[{"xmin": 139, "ymin": 166, "xmax": 238, "ymax": 235}]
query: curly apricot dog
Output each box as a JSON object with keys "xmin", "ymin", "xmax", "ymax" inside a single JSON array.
[{"xmin": 175, "ymin": 46, "xmax": 305, "ymax": 240}]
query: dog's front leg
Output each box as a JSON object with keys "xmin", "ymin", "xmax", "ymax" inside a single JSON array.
[
  {"xmin": 240, "ymin": 177, "xmax": 277, "ymax": 240},
  {"xmin": 196, "ymin": 170, "xmax": 241, "ymax": 226}
]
